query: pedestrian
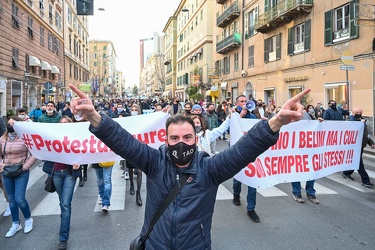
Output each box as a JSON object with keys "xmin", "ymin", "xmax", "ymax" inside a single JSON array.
[
  {"xmin": 314, "ymin": 101, "xmax": 325, "ymax": 118},
  {"xmin": 69, "ymin": 84, "xmax": 309, "ymax": 249},
  {"xmin": 53, "ymin": 116, "xmax": 81, "ymax": 250},
  {"xmin": 17, "ymin": 108, "xmax": 32, "ymax": 122},
  {"xmin": 232, "ymin": 95, "xmax": 260, "ymax": 222},
  {"xmin": 28, "ymin": 104, "xmax": 42, "ymax": 122},
  {"xmin": 61, "ymin": 102, "xmax": 73, "ymax": 118},
  {"xmin": 216, "ymin": 103, "xmax": 227, "ymax": 140},
  {"xmin": 182, "ymin": 102, "xmax": 192, "ymax": 116},
  {"xmin": 342, "ymin": 107, "xmax": 374, "ymax": 188},
  {"xmin": 205, "ymin": 103, "xmax": 218, "ymax": 153},
  {"xmin": 323, "ymin": 100, "xmax": 349, "ymax": 121},
  {"xmin": 191, "ymin": 114, "xmax": 230, "ymax": 155},
  {"xmin": 169, "ymin": 97, "xmax": 183, "ymax": 116},
  {"xmin": 92, "ymin": 162, "xmax": 113, "ymax": 212},
  {"xmin": 0, "ymin": 116, "xmax": 37, "ymax": 237},
  {"xmin": 291, "ymin": 105, "xmax": 323, "ymax": 204},
  {"xmin": 0, "ymin": 170, "xmax": 11, "ymax": 217}
]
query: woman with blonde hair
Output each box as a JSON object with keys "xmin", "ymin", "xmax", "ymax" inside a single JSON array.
[{"xmin": 0, "ymin": 116, "xmax": 37, "ymax": 238}]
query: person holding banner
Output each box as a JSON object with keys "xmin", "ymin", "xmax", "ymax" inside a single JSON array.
[
  {"xmin": 342, "ymin": 107, "xmax": 374, "ymax": 188},
  {"xmin": 69, "ymin": 84, "xmax": 309, "ymax": 249},
  {"xmin": 232, "ymin": 95, "xmax": 260, "ymax": 222},
  {"xmin": 291, "ymin": 105, "xmax": 323, "ymax": 204}
]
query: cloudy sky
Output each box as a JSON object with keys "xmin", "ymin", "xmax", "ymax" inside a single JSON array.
[{"xmin": 88, "ymin": 0, "xmax": 180, "ymax": 88}]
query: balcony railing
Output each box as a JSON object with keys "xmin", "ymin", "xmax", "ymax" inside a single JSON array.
[
  {"xmin": 217, "ymin": 0, "xmax": 227, "ymax": 4},
  {"xmin": 216, "ymin": 33, "xmax": 242, "ymax": 54},
  {"xmin": 255, "ymin": 0, "xmax": 313, "ymax": 33},
  {"xmin": 217, "ymin": 2, "xmax": 240, "ymax": 28}
]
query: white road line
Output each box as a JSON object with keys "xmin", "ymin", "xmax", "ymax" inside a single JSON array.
[
  {"xmin": 27, "ymin": 163, "xmax": 46, "ymax": 190},
  {"xmin": 300, "ymin": 181, "xmax": 337, "ymax": 194},
  {"xmin": 257, "ymin": 186, "xmax": 289, "ymax": 197},
  {"xmin": 326, "ymin": 173, "xmax": 375, "ymax": 193},
  {"xmin": 216, "ymin": 184, "xmax": 233, "ymax": 200}
]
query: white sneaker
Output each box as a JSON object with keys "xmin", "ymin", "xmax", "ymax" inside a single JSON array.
[
  {"xmin": 24, "ymin": 218, "xmax": 33, "ymax": 234},
  {"xmin": 3, "ymin": 205, "xmax": 11, "ymax": 217},
  {"xmin": 124, "ymin": 172, "xmax": 129, "ymax": 180},
  {"xmin": 5, "ymin": 223, "xmax": 22, "ymax": 238},
  {"xmin": 98, "ymin": 197, "xmax": 102, "ymax": 205}
]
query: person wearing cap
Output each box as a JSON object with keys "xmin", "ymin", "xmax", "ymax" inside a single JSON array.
[
  {"xmin": 192, "ymin": 104, "xmax": 208, "ymax": 128},
  {"xmin": 314, "ymin": 101, "xmax": 325, "ymax": 118}
]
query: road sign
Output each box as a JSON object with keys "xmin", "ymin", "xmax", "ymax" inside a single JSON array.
[
  {"xmin": 341, "ymin": 51, "xmax": 354, "ymax": 65},
  {"xmin": 340, "ymin": 65, "xmax": 355, "ymax": 71}
]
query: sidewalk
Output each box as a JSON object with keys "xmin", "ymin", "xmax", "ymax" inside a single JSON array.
[{"xmin": 363, "ymin": 135, "xmax": 375, "ymax": 156}]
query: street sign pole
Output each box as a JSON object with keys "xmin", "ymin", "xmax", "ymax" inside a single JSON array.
[{"xmin": 346, "ymin": 69, "xmax": 349, "ymax": 111}]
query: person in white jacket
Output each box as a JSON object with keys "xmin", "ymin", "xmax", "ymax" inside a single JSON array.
[{"xmin": 191, "ymin": 114, "xmax": 231, "ymax": 155}]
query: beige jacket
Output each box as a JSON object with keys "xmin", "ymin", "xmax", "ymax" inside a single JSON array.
[{"xmin": 0, "ymin": 135, "xmax": 37, "ymax": 171}]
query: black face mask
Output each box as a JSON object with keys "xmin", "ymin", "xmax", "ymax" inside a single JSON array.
[
  {"xmin": 7, "ymin": 125, "xmax": 14, "ymax": 133},
  {"xmin": 195, "ymin": 126, "xmax": 202, "ymax": 133},
  {"xmin": 42, "ymin": 110, "xmax": 46, "ymax": 114},
  {"xmin": 330, "ymin": 104, "xmax": 337, "ymax": 110},
  {"xmin": 354, "ymin": 114, "xmax": 362, "ymax": 119},
  {"xmin": 208, "ymin": 110, "xmax": 214, "ymax": 114},
  {"xmin": 168, "ymin": 141, "xmax": 196, "ymax": 166},
  {"xmin": 185, "ymin": 110, "xmax": 191, "ymax": 114},
  {"xmin": 36, "ymin": 108, "xmax": 40, "ymax": 110},
  {"xmin": 257, "ymin": 103, "xmax": 262, "ymax": 107}
]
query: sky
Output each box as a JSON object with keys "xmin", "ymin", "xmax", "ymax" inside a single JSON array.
[{"xmin": 88, "ymin": 0, "xmax": 181, "ymax": 88}]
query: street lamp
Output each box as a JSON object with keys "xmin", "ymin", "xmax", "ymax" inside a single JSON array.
[{"xmin": 182, "ymin": 7, "xmax": 189, "ymax": 18}]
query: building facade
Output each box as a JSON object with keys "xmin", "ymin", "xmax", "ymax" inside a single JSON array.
[
  {"xmin": 64, "ymin": 0, "xmax": 90, "ymax": 101},
  {"xmin": 0, "ymin": 0, "xmax": 64, "ymax": 117}
]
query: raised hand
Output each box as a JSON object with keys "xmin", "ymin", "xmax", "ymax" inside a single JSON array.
[{"xmin": 268, "ymin": 88, "xmax": 311, "ymax": 132}]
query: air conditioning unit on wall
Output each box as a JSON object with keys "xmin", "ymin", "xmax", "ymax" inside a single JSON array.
[{"xmin": 241, "ymin": 70, "xmax": 247, "ymax": 77}]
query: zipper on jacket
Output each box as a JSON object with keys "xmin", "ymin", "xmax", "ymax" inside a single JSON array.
[{"xmin": 176, "ymin": 174, "xmax": 181, "ymax": 188}]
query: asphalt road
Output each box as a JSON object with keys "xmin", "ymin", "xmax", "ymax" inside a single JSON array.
[{"xmin": 1, "ymin": 139, "xmax": 375, "ymax": 250}]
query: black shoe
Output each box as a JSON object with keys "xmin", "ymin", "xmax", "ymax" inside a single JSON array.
[
  {"xmin": 79, "ymin": 179, "xmax": 84, "ymax": 187},
  {"xmin": 136, "ymin": 191, "xmax": 142, "ymax": 206},
  {"xmin": 130, "ymin": 183, "xmax": 135, "ymax": 195},
  {"xmin": 247, "ymin": 210, "xmax": 260, "ymax": 223},
  {"xmin": 362, "ymin": 182, "xmax": 374, "ymax": 188},
  {"xmin": 232, "ymin": 194, "xmax": 240, "ymax": 206},
  {"xmin": 83, "ymin": 173, "xmax": 87, "ymax": 181},
  {"xmin": 342, "ymin": 173, "xmax": 354, "ymax": 181},
  {"xmin": 58, "ymin": 241, "xmax": 67, "ymax": 250}
]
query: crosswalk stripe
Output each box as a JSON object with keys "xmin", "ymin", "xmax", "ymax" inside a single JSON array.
[
  {"xmin": 257, "ymin": 186, "xmax": 289, "ymax": 197},
  {"xmin": 216, "ymin": 184, "xmax": 233, "ymax": 200},
  {"xmin": 27, "ymin": 163, "xmax": 46, "ymax": 190},
  {"xmin": 300, "ymin": 181, "xmax": 337, "ymax": 194},
  {"xmin": 325, "ymin": 173, "xmax": 374, "ymax": 193}
]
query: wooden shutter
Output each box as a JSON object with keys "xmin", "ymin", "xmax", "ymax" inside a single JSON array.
[
  {"xmin": 324, "ymin": 10, "xmax": 333, "ymax": 46},
  {"xmin": 349, "ymin": 0, "xmax": 359, "ymax": 39},
  {"xmin": 276, "ymin": 33, "xmax": 281, "ymax": 60},
  {"xmin": 264, "ymin": 38, "xmax": 269, "ymax": 63},
  {"xmin": 287, "ymin": 27, "xmax": 294, "ymax": 56},
  {"xmin": 304, "ymin": 19, "xmax": 311, "ymax": 52}
]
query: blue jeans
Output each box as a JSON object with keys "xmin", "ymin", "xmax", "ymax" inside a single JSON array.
[
  {"xmin": 343, "ymin": 149, "xmax": 370, "ymax": 183},
  {"xmin": 233, "ymin": 178, "xmax": 257, "ymax": 211},
  {"xmin": 292, "ymin": 180, "xmax": 316, "ymax": 196},
  {"xmin": 2, "ymin": 171, "xmax": 31, "ymax": 223},
  {"xmin": 53, "ymin": 169, "xmax": 77, "ymax": 242},
  {"xmin": 95, "ymin": 167, "xmax": 113, "ymax": 206}
]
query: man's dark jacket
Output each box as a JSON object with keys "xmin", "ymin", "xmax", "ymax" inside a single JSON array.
[{"xmin": 90, "ymin": 114, "xmax": 279, "ymax": 250}]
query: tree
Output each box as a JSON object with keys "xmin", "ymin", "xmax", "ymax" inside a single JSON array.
[
  {"xmin": 132, "ymin": 86, "xmax": 138, "ymax": 96},
  {"xmin": 154, "ymin": 53, "xmax": 166, "ymax": 92},
  {"xmin": 186, "ymin": 85, "xmax": 203, "ymax": 102}
]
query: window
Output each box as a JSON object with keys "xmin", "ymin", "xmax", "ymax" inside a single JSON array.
[
  {"xmin": 12, "ymin": 3, "xmax": 20, "ymax": 28},
  {"xmin": 40, "ymin": 27, "xmax": 44, "ymax": 45},
  {"xmin": 69, "ymin": 63, "xmax": 72, "ymax": 77},
  {"xmin": 245, "ymin": 6, "xmax": 258, "ymax": 38},
  {"xmin": 288, "ymin": 20, "xmax": 311, "ymax": 55},
  {"xmin": 28, "ymin": 17, "xmax": 33, "ymax": 38},
  {"xmin": 12, "ymin": 48, "xmax": 20, "ymax": 69},
  {"xmin": 55, "ymin": 11, "xmax": 62, "ymax": 30},
  {"xmin": 56, "ymin": 41, "xmax": 60, "ymax": 55},
  {"xmin": 234, "ymin": 52, "xmax": 239, "ymax": 71},
  {"xmin": 73, "ymin": 16, "xmax": 77, "ymax": 30},
  {"xmin": 39, "ymin": 0, "xmax": 44, "ymax": 11},
  {"xmin": 27, "ymin": 0, "xmax": 33, "ymax": 7},
  {"xmin": 223, "ymin": 55, "xmax": 230, "ymax": 74},
  {"xmin": 264, "ymin": 34, "xmax": 281, "ymax": 63},
  {"xmin": 248, "ymin": 45, "xmax": 254, "ymax": 67},
  {"xmin": 324, "ymin": 0, "xmax": 358, "ymax": 46},
  {"xmin": 49, "ymin": 4, "xmax": 53, "ymax": 21},
  {"xmin": 67, "ymin": 7, "xmax": 72, "ymax": 24}
]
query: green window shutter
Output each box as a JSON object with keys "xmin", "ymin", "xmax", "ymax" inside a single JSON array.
[
  {"xmin": 324, "ymin": 10, "xmax": 333, "ymax": 46},
  {"xmin": 350, "ymin": 0, "xmax": 359, "ymax": 39},
  {"xmin": 264, "ymin": 38, "xmax": 269, "ymax": 63},
  {"xmin": 228, "ymin": 55, "xmax": 231, "ymax": 73},
  {"xmin": 304, "ymin": 19, "xmax": 311, "ymax": 52},
  {"xmin": 276, "ymin": 33, "xmax": 281, "ymax": 60},
  {"xmin": 265, "ymin": 0, "xmax": 269, "ymax": 12},
  {"xmin": 287, "ymin": 27, "xmax": 294, "ymax": 56}
]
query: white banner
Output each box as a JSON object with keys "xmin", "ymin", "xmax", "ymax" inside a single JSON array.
[
  {"xmin": 13, "ymin": 112, "xmax": 169, "ymax": 165},
  {"xmin": 230, "ymin": 113, "xmax": 364, "ymax": 189}
]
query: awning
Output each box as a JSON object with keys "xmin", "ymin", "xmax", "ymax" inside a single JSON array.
[
  {"xmin": 41, "ymin": 61, "xmax": 51, "ymax": 71},
  {"xmin": 51, "ymin": 65, "xmax": 60, "ymax": 74},
  {"xmin": 206, "ymin": 89, "xmax": 219, "ymax": 98},
  {"xmin": 324, "ymin": 83, "xmax": 347, "ymax": 89},
  {"xmin": 29, "ymin": 55, "xmax": 41, "ymax": 67},
  {"xmin": 162, "ymin": 91, "xmax": 171, "ymax": 97},
  {"xmin": 220, "ymin": 82, "xmax": 227, "ymax": 90}
]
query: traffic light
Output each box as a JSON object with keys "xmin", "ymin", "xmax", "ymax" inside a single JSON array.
[{"xmin": 76, "ymin": 0, "xmax": 94, "ymax": 15}]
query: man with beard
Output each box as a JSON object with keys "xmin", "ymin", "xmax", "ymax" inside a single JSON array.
[
  {"xmin": 69, "ymin": 84, "xmax": 309, "ymax": 249},
  {"xmin": 169, "ymin": 97, "xmax": 183, "ymax": 116}
]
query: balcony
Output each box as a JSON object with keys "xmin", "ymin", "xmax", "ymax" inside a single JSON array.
[
  {"xmin": 217, "ymin": 2, "xmax": 240, "ymax": 28},
  {"xmin": 216, "ymin": 33, "xmax": 241, "ymax": 54},
  {"xmin": 217, "ymin": 0, "xmax": 227, "ymax": 5},
  {"xmin": 255, "ymin": 0, "xmax": 313, "ymax": 33}
]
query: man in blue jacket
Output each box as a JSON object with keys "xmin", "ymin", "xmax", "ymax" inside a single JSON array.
[{"xmin": 69, "ymin": 84, "xmax": 309, "ymax": 250}]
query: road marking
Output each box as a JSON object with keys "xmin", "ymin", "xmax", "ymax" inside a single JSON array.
[
  {"xmin": 27, "ymin": 163, "xmax": 46, "ymax": 190},
  {"xmin": 300, "ymin": 181, "xmax": 337, "ymax": 194},
  {"xmin": 325, "ymin": 173, "xmax": 374, "ymax": 193},
  {"xmin": 216, "ymin": 184, "xmax": 233, "ymax": 200},
  {"xmin": 257, "ymin": 186, "xmax": 289, "ymax": 197}
]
